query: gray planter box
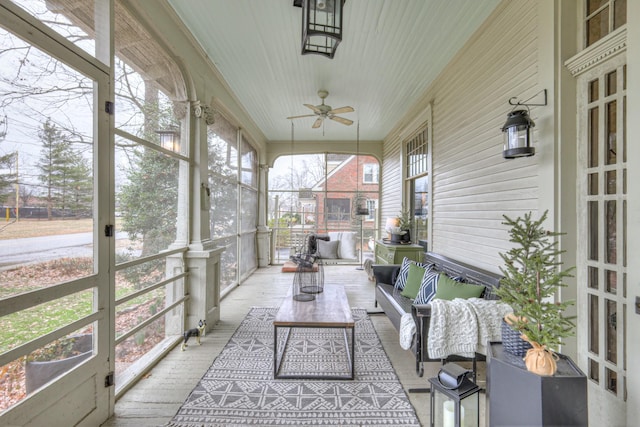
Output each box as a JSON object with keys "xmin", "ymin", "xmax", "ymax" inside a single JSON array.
[{"xmin": 486, "ymin": 342, "xmax": 588, "ymax": 427}]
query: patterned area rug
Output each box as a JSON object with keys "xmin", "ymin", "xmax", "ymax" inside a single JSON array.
[{"xmin": 167, "ymin": 307, "xmax": 420, "ymax": 426}]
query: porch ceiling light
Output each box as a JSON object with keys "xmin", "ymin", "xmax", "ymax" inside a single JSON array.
[
  {"xmin": 501, "ymin": 109, "xmax": 535, "ymax": 159},
  {"xmin": 294, "ymin": 0, "xmax": 345, "ymax": 59}
]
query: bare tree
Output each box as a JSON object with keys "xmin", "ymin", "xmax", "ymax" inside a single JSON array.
[{"xmin": 18, "ymin": 184, "xmax": 34, "ymax": 209}]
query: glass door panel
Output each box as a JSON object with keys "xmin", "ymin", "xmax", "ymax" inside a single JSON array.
[
  {"xmin": 581, "ymin": 61, "xmax": 626, "ymax": 410},
  {"xmin": 0, "ymin": 28, "xmax": 98, "ymax": 412}
]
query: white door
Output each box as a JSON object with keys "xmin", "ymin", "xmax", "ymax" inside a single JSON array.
[
  {"xmin": 576, "ymin": 52, "xmax": 627, "ymax": 426},
  {"xmin": 0, "ymin": 3, "xmax": 113, "ymax": 425}
]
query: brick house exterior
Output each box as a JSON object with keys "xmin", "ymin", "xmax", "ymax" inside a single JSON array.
[{"xmin": 309, "ymin": 155, "xmax": 379, "ymax": 233}]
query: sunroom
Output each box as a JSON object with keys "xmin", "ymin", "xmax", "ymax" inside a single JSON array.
[{"xmin": 0, "ymin": 1, "xmax": 638, "ymax": 426}]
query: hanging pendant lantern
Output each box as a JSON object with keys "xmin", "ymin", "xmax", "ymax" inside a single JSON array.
[{"xmin": 295, "ymin": 0, "xmax": 345, "ymax": 59}]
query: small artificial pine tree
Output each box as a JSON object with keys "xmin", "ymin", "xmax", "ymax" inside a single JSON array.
[{"xmin": 496, "ymin": 210, "xmax": 576, "ymax": 352}]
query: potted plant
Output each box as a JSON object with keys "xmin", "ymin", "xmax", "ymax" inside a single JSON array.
[
  {"xmin": 495, "ymin": 210, "xmax": 576, "ymax": 375},
  {"xmin": 394, "ymin": 208, "xmax": 412, "ymax": 243}
]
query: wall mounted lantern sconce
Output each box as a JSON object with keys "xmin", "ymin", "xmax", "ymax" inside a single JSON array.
[
  {"xmin": 293, "ymin": 0, "xmax": 345, "ymax": 59},
  {"xmin": 501, "ymin": 89, "xmax": 547, "ymax": 159}
]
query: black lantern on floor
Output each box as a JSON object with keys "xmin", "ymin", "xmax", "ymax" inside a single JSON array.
[
  {"xmin": 429, "ymin": 363, "xmax": 480, "ymax": 427},
  {"xmin": 502, "ymin": 109, "xmax": 535, "ymax": 159},
  {"xmin": 294, "ymin": 0, "xmax": 345, "ymax": 59}
]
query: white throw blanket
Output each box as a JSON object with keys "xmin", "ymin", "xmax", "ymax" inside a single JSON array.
[
  {"xmin": 399, "ymin": 312, "xmax": 416, "ymax": 350},
  {"xmin": 427, "ymin": 298, "xmax": 512, "ymax": 359}
]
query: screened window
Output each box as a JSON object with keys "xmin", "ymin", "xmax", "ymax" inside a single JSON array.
[
  {"xmin": 0, "ymin": 28, "xmax": 98, "ymax": 411},
  {"xmin": 241, "ymin": 135, "xmax": 258, "ymax": 187},
  {"xmin": 268, "ymin": 153, "xmax": 379, "ymax": 264},
  {"xmin": 406, "ymin": 129, "xmax": 428, "ymax": 178},
  {"xmin": 405, "ymin": 129, "xmax": 429, "ymax": 244},
  {"xmin": 208, "ymin": 115, "xmax": 258, "ymax": 290},
  {"xmin": 585, "ymin": 0, "xmax": 627, "ymax": 47},
  {"xmin": 208, "ymin": 113, "xmax": 239, "ymax": 291},
  {"xmin": 9, "ymin": 0, "xmax": 103, "ymax": 61},
  {"xmin": 112, "ymin": 0, "xmax": 188, "ymax": 392}
]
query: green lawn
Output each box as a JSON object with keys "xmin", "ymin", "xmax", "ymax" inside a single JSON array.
[{"xmin": 0, "ymin": 290, "xmax": 93, "ymax": 356}]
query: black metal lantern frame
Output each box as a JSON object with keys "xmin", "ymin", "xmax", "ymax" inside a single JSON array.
[
  {"xmin": 429, "ymin": 363, "xmax": 480, "ymax": 427},
  {"xmin": 501, "ymin": 89, "xmax": 547, "ymax": 159},
  {"xmin": 295, "ymin": 0, "xmax": 345, "ymax": 59},
  {"xmin": 501, "ymin": 109, "xmax": 535, "ymax": 159}
]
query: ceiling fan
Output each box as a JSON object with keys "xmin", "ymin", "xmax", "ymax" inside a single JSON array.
[{"xmin": 287, "ymin": 90, "xmax": 354, "ymax": 129}]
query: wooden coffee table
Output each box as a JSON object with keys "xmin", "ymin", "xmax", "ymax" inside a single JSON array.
[{"xmin": 273, "ymin": 284, "xmax": 355, "ymax": 379}]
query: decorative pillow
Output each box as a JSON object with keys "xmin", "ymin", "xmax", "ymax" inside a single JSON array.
[
  {"xmin": 400, "ymin": 263, "xmax": 428, "ymax": 299},
  {"xmin": 307, "ymin": 234, "xmax": 329, "ymax": 254},
  {"xmin": 394, "ymin": 257, "xmax": 413, "ymax": 290},
  {"xmin": 328, "ymin": 231, "xmax": 357, "ymax": 259},
  {"xmin": 414, "ymin": 269, "xmax": 440, "ymax": 304},
  {"xmin": 395, "ymin": 258, "xmax": 433, "ymax": 290},
  {"xmin": 433, "ymin": 273, "xmax": 485, "ymax": 300},
  {"xmin": 316, "ymin": 239, "xmax": 339, "ymax": 259}
]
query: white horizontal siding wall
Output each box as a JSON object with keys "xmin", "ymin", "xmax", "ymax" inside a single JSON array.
[
  {"xmin": 384, "ymin": 0, "xmax": 542, "ymax": 273},
  {"xmin": 380, "ymin": 134, "xmax": 403, "ymax": 225},
  {"xmin": 430, "ymin": 0, "xmax": 539, "ymax": 273}
]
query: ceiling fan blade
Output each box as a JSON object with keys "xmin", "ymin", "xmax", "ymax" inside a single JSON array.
[
  {"xmin": 329, "ymin": 115, "xmax": 353, "ymax": 126},
  {"xmin": 312, "ymin": 117, "xmax": 323, "ymax": 128},
  {"xmin": 304, "ymin": 104, "xmax": 322, "ymax": 114},
  {"xmin": 328, "ymin": 106, "xmax": 354, "ymax": 114},
  {"xmin": 286, "ymin": 114, "xmax": 317, "ymax": 119}
]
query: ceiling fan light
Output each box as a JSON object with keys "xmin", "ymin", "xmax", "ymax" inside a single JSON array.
[{"xmin": 288, "ymin": 90, "xmax": 353, "ymax": 130}]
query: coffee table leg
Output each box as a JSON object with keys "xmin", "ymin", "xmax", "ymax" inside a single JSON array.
[
  {"xmin": 274, "ymin": 326, "xmax": 293, "ymax": 379},
  {"xmin": 350, "ymin": 326, "xmax": 355, "ymax": 379},
  {"xmin": 341, "ymin": 326, "xmax": 355, "ymax": 380}
]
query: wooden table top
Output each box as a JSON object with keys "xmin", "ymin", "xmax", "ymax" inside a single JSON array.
[{"xmin": 274, "ymin": 284, "xmax": 354, "ymax": 328}]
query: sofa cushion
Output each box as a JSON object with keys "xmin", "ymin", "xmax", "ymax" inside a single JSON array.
[
  {"xmin": 316, "ymin": 239, "xmax": 339, "ymax": 259},
  {"xmin": 400, "ymin": 262, "xmax": 428, "ymax": 299},
  {"xmin": 434, "ymin": 273, "xmax": 485, "ymax": 300}
]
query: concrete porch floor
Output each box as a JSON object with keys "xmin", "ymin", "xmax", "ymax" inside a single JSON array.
[{"xmin": 101, "ymin": 264, "xmax": 487, "ymax": 426}]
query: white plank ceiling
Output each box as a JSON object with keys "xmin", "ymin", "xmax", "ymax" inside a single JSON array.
[{"xmin": 167, "ymin": 0, "xmax": 501, "ymax": 142}]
